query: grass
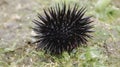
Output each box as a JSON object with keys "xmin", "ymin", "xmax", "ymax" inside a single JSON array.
[{"xmin": 0, "ymin": 0, "xmax": 120, "ymax": 67}]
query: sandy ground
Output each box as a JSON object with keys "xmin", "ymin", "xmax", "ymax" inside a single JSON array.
[{"xmin": 0, "ymin": 0, "xmax": 43, "ymax": 48}]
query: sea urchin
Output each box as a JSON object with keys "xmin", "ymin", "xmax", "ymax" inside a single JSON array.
[{"xmin": 33, "ymin": 3, "xmax": 93, "ymax": 55}]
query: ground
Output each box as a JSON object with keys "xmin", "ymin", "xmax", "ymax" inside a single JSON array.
[{"xmin": 0, "ymin": 0, "xmax": 120, "ymax": 67}]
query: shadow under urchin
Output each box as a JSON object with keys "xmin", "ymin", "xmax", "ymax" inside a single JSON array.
[{"xmin": 32, "ymin": 3, "xmax": 93, "ymax": 55}]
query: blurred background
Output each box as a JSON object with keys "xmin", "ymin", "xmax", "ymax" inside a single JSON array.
[{"xmin": 0, "ymin": 0, "xmax": 120, "ymax": 67}]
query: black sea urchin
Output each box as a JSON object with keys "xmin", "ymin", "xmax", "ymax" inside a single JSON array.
[{"xmin": 33, "ymin": 3, "xmax": 93, "ymax": 55}]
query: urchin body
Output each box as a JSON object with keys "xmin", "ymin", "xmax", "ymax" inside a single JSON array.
[{"xmin": 33, "ymin": 3, "xmax": 93, "ymax": 55}]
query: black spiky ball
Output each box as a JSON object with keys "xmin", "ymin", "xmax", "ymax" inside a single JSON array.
[{"xmin": 33, "ymin": 3, "xmax": 93, "ymax": 55}]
